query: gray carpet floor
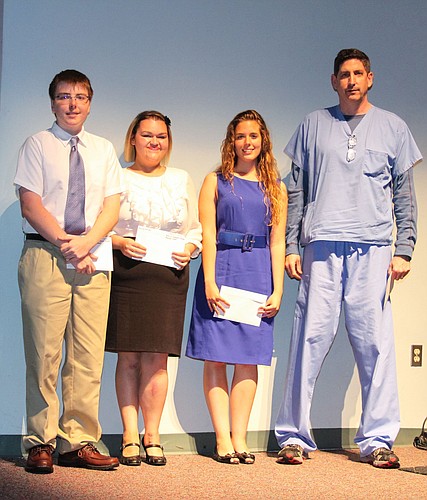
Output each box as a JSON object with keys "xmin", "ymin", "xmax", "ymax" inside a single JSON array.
[{"xmin": 1, "ymin": 447, "xmax": 426, "ymax": 499}]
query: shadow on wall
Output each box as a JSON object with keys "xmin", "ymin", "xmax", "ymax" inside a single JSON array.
[
  {"xmin": 271, "ymin": 173, "xmax": 358, "ymax": 445},
  {"xmin": 170, "ymin": 170, "xmax": 358, "ymax": 451},
  {"xmin": 172, "ymin": 257, "xmax": 212, "ymax": 443},
  {"xmin": 0, "ymin": 189, "xmax": 383, "ymax": 450},
  {"xmin": 3, "ymin": 181, "xmax": 358, "ymax": 451},
  {"xmin": 0, "ymin": 201, "xmax": 26, "ymax": 432},
  {"xmin": 173, "ymin": 247, "xmax": 358, "ymax": 451}
]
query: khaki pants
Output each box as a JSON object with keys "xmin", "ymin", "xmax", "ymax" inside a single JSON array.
[{"xmin": 18, "ymin": 241, "xmax": 111, "ymax": 453}]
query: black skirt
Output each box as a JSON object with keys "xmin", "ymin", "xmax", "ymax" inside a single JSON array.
[{"xmin": 105, "ymin": 250, "xmax": 189, "ymax": 355}]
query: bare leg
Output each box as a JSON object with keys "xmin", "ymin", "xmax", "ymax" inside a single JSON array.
[
  {"xmin": 115, "ymin": 352, "xmax": 141, "ymax": 456},
  {"xmin": 140, "ymin": 352, "xmax": 168, "ymax": 458},
  {"xmin": 203, "ymin": 361, "xmax": 236, "ymax": 458},
  {"xmin": 230, "ymin": 364, "xmax": 258, "ymax": 456}
]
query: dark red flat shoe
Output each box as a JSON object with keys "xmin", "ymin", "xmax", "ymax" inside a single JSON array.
[
  {"xmin": 235, "ymin": 451, "xmax": 255, "ymax": 464},
  {"xmin": 142, "ymin": 442, "xmax": 167, "ymax": 466},
  {"xmin": 213, "ymin": 447, "xmax": 239, "ymax": 464},
  {"xmin": 120, "ymin": 442, "xmax": 141, "ymax": 466}
]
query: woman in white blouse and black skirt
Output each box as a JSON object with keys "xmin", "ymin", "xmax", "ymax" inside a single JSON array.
[{"xmin": 105, "ymin": 111, "xmax": 202, "ymax": 466}]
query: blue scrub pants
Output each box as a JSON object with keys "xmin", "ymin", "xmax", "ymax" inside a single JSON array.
[{"xmin": 275, "ymin": 241, "xmax": 399, "ymax": 456}]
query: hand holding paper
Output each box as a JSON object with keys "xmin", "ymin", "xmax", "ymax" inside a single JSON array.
[
  {"xmin": 171, "ymin": 247, "xmax": 192, "ymax": 269},
  {"xmin": 66, "ymin": 236, "xmax": 113, "ymax": 271},
  {"xmin": 118, "ymin": 237, "xmax": 146, "ymax": 260},
  {"xmin": 205, "ymin": 281, "xmax": 230, "ymax": 314},
  {"xmin": 258, "ymin": 290, "xmax": 282, "ymax": 318}
]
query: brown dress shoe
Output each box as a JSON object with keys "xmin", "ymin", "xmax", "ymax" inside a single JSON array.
[
  {"xmin": 25, "ymin": 445, "xmax": 54, "ymax": 474},
  {"xmin": 58, "ymin": 443, "xmax": 119, "ymax": 470}
]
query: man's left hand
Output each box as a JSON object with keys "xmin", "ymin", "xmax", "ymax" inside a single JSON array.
[
  {"xmin": 60, "ymin": 235, "xmax": 92, "ymax": 261},
  {"xmin": 388, "ymin": 255, "xmax": 411, "ymax": 281}
]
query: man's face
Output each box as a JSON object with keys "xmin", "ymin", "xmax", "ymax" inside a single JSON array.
[
  {"xmin": 331, "ymin": 58, "xmax": 373, "ymax": 110},
  {"xmin": 51, "ymin": 82, "xmax": 91, "ymax": 135}
]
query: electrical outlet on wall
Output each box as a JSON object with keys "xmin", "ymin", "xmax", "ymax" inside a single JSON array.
[{"xmin": 411, "ymin": 345, "xmax": 423, "ymax": 367}]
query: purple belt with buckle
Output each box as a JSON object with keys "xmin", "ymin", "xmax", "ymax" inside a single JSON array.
[{"xmin": 218, "ymin": 231, "xmax": 267, "ymax": 251}]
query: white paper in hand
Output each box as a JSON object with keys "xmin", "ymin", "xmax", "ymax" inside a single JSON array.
[
  {"xmin": 66, "ymin": 236, "xmax": 113, "ymax": 271},
  {"xmin": 214, "ymin": 285, "xmax": 267, "ymax": 327},
  {"xmin": 135, "ymin": 226, "xmax": 185, "ymax": 269}
]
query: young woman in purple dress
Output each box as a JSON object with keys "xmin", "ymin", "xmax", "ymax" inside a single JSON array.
[{"xmin": 186, "ymin": 110, "xmax": 287, "ymax": 464}]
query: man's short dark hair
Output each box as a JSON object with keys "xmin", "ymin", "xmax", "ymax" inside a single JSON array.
[
  {"xmin": 48, "ymin": 69, "xmax": 93, "ymax": 101},
  {"xmin": 334, "ymin": 48, "xmax": 371, "ymax": 76}
]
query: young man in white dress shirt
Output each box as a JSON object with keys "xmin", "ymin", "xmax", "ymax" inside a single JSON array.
[{"xmin": 14, "ymin": 69, "xmax": 122, "ymax": 473}]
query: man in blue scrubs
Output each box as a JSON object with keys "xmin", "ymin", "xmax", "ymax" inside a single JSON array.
[{"xmin": 275, "ymin": 48, "xmax": 422, "ymax": 468}]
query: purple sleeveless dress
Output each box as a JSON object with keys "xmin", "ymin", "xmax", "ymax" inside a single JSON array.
[{"xmin": 186, "ymin": 174, "xmax": 274, "ymax": 366}]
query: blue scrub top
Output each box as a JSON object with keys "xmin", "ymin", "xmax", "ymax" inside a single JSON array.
[{"xmin": 285, "ymin": 105, "xmax": 422, "ymax": 247}]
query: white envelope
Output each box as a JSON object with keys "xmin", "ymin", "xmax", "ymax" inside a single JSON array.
[
  {"xmin": 385, "ymin": 274, "xmax": 394, "ymax": 303},
  {"xmin": 214, "ymin": 285, "xmax": 267, "ymax": 327},
  {"xmin": 66, "ymin": 236, "xmax": 113, "ymax": 271},
  {"xmin": 135, "ymin": 226, "xmax": 186, "ymax": 269}
]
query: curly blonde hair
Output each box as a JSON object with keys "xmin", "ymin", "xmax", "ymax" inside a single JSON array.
[{"xmin": 218, "ymin": 110, "xmax": 282, "ymax": 225}]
